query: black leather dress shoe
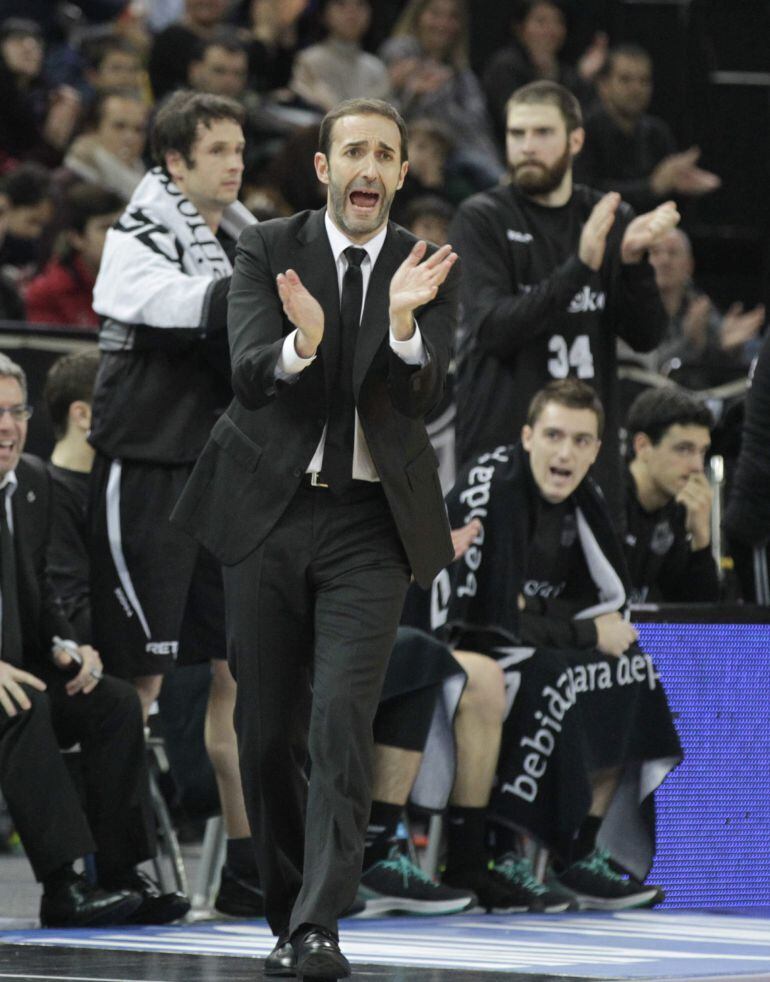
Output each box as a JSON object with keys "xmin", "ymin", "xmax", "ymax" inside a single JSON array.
[
  {"xmin": 264, "ymin": 932, "xmax": 296, "ymax": 977},
  {"xmin": 40, "ymin": 873, "xmax": 142, "ymax": 928},
  {"xmin": 102, "ymin": 868, "xmax": 191, "ymax": 925},
  {"xmin": 293, "ymin": 926, "xmax": 351, "ymax": 980}
]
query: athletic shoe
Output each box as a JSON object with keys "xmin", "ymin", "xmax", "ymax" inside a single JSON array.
[
  {"xmin": 608, "ymin": 860, "xmax": 666, "ymax": 907},
  {"xmin": 214, "ymin": 865, "xmax": 265, "ymax": 917},
  {"xmin": 493, "ymin": 853, "xmax": 575, "ymax": 913},
  {"xmin": 358, "ymin": 846, "xmax": 476, "ymax": 915},
  {"xmin": 554, "ymin": 848, "xmax": 661, "ymax": 910},
  {"xmin": 443, "ymin": 863, "xmax": 542, "ymax": 913}
]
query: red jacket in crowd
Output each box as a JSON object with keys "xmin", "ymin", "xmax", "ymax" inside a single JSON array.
[{"xmin": 24, "ymin": 255, "xmax": 98, "ymax": 328}]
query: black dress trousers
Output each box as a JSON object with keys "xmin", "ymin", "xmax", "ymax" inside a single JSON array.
[
  {"xmin": 223, "ymin": 482, "xmax": 411, "ymax": 937},
  {"xmin": 0, "ymin": 675, "xmax": 156, "ymax": 882}
]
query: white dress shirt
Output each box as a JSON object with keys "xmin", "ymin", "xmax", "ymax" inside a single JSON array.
[
  {"xmin": 0, "ymin": 470, "xmax": 17, "ymax": 661},
  {"xmin": 276, "ymin": 214, "xmax": 428, "ymax": 481}
]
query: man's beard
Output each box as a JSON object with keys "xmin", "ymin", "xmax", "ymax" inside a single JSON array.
[{"xmin": 510, "ymin": 144, "xmax": 571, "ymax": 196}]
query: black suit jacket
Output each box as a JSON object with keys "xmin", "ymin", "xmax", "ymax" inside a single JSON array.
[
  {"xmin": 172, "ymin": 208, "xmax": 457, "ymax": 587},
  {"xmin": 10, "ymin": 454, "xmax": 72, "ymax": 674}
]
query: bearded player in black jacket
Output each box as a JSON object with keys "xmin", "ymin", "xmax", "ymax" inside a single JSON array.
[{"xmin": 451, "ymin": 80, "xmax": 679, "ymax": 522}]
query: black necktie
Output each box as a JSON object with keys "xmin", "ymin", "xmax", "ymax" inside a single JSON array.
[
  {"xmin": 0, "ymin": 487, "xmax": 22, "ymax": 667},
  {"xmin": 322, "ymin": 246, "xmax": 367, "ymax": 493}
]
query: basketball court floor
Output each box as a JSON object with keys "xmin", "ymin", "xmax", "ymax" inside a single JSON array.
[{"xmin": 2, "ymin": 908, "xmax": 769, "ymax": 982}]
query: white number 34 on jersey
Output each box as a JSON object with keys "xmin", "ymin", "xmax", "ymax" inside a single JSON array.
[{"xmin": 547, "ymin": 334, "xmax": 595, "ymax": 379}]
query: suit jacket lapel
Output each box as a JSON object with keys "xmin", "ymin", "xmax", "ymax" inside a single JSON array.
[
  {"xmin": 354, "ymin": 224, "xmax": 407, "ymax": 396},
  {"xmin": 296, "ymin": 209, "xmax": 341, "ymax": 404}
]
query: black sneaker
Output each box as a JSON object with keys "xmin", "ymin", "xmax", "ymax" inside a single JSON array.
[
  {"xmin": 214, "ymin": 865, "xmax": 265, "ymax": 917},
  {"xmin": 493, "ymin": 853, "xmax": 575, "ymax": 913},
  {"xmin": 608, "ymin": 860, "xmax": 666, "ymax": 907},
  {"xmin": 443, "ymin": 863, "xmax": 538, "ymax": 913},
  {"xmin": 358, "ymin": 846, "xmax": 476, "ymax": 915},
  {"xmin": 554, "ymin": 848, "xmax": 661, "ymax": 910}
]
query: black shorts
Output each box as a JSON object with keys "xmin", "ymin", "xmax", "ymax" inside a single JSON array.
[{"xmin": 89, "ymin": 453, "xmax": 226, "ymax": 679}]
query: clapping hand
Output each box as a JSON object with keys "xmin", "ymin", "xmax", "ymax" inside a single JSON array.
[
  {"xmin": 276, "ymin": 268, "xmax": 325, "ymax": 358},
  {"xmin": 621, "ymin": 200, "xmax": 680, "ymax": 264},
  {"xmin": 389, "ymin": 241, "xmax": 458, "ymax": 340},
  {"xmin": 720, "ymin": 302, "xmax": 765, "ymax": 351},
  {"xmin": 579, "ymin": 192, "xmax": 620, "ymax": 271}
]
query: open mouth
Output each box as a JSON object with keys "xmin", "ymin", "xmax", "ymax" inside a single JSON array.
[
  {"xmin": 349, "ymin": 189, "xmax": 381, "ymax": 211},
  {"xmin": 549, "ymin": 466, "xmax": 572, "ymax": 482}
]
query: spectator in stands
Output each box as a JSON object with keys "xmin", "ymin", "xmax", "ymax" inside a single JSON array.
[
  {"xmin": 389, "ymin": 117, "xmax": 474, "ymax": 225},
  {"xmin": 290, "ymin": 0, "xmax": 391, "ymax": 113},
  {"xmin": 44, "ymin": 350, "xmax": 101, "ymax": 639},
  {"xmin": 63, "ymin": 88, "xmax": 149, "ymax": 202},
  {"xmin": 449, "ymin": 80, "xmax": 677, "ymax": 521},
  {"xmin": 0, "ymin": 191, "xmax": 25, "ymax": 321},
  {"xmin": 88, "ymin": 91, "xmax": 263, "ymax": 919},
  {"xmin": 0, "ymin": 17, "xmax": 82, "ymax": 168},
  {"xmin": 625, "ymin": 388, "xmax": 719, "ymax": 603},
  {"xmin": 643, "ymin": 228, "xmax": 765, "ymax": 388},
  {"xmin": 483, "ymin": 0, "xmax": 606, "ymax": 146},
  {"xmin": 0, "ymin": 352, "xmax": 190, "ymax": 928},
  {"xmin": 407, "ymin": 379, "xmax": 681, "ymax": 910},
  {"xmin": 148, "ymin": 0, "xmax": 232, "ymax": 101},
  {"xmin": 188, "ymin": 31, "xmax": 250, "ymax": 99},
  {"xmin": 724, "ymin": 332, "xmax": 770, "ymax": 602},
  {"xmin": 256, "ymin": 123, "xmax": 325, "ymax": 213},
  {"xmin": 25, "ymin": 184, "xmax": 123, "ymax": 328},
  {"xmin": 574, "ymin": 45, "xmax": 720, "ymax": 214},
  {"xmin": 81, "ymin": 35, "xmax": 144, "ymax": 102},
  {"xmin": 403, "ymin": 194, "xmax": 455, "ymax": 246},
  {"xmin": 236, "ymin": 0, "xmax": 311, "ymax": 96},
  {"xmin": 380, "ymin": 0, "xmax": 503, "ymax": 189},
  {"xmin": 0, "ymin": 164, "xmax": 55, "ymax": 281}
]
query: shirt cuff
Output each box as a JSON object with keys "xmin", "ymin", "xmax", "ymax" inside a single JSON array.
[
  {"xmin": 390, "ymin": 320, "xmax": 428, "ymax": 366},
  {"xmin": 276, "ymin": 330, "xmax": 316, "ymax": 380}
]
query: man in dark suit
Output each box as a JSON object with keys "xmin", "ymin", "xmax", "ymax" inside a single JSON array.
[
  {"xmin": 0, "ymin": 353, "xmax": 188, "ymax": 927},
  {"xmin": 172, "ymin": 98, "xmax": 458, "ymax": 979}
]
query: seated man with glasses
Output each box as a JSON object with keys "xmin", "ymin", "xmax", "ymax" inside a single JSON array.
[
  {"xmin": 0, "ymin": 353, "xmax": 189, "ymax": 928},
  {"xmin": 624, "ymin": 387, "xmax": 719, "ymax": 603}
]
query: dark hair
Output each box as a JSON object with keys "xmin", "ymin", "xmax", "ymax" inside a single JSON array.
[
  {"xmin": 44, "ymin": 349, "xmax": 100, "ymax": 440},
  {"xmin": 527, "ymin": 379, "xmax": 605, "ymax": 438},
  {"xmin": 506, "ymin": 79, "xmax": 582, "ymax": 134},
  {"xmin": 512, "ymin": 0, "xmax": 566, "ymax": 27},
  {"xmin": 151, "ymin": 90, "xmax": 246, "ymax": 169},
  {"xmin": 597, "ymin": 43, "xmax": 652, "ymax": 82},
  {"xmin": 88, "ymin": 85, "xmax": 145, "ymax": 130},
  {"xmin": 319, "ymin": 98, "xmax": 409, "ymax": 163},
  {"xmin": 404, "ymin": 194, "xmax": 455, "ymax": 227},
  {"xmin": 626, "ymin": 388, "xmax": 713, "ymax": 449},
  {"xmin": 197, "ymin": 29, "xmax": 248, "ymax": 59},
  {"xmin": 0, "ymin": 162, "xmax": 51, "ymax": 207},
  {"xmin": 408, "ymin": 116, "xmax": 455, "ymax": 154},
  {"xmin": 81, "ymin": 34, "xmax": 140, "ymax": 72},
  {"xmin": 61, "ymin": 183, "xmax": 124, "ymax": 234},
  {"xmin": 0, "ymin": 18, "xmax": 42, "ymax": 43}
]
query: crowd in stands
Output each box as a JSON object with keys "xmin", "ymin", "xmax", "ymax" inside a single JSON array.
[{"xmin": 0, "ymin": 0, "xmax": 767, "ymax": 941}]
